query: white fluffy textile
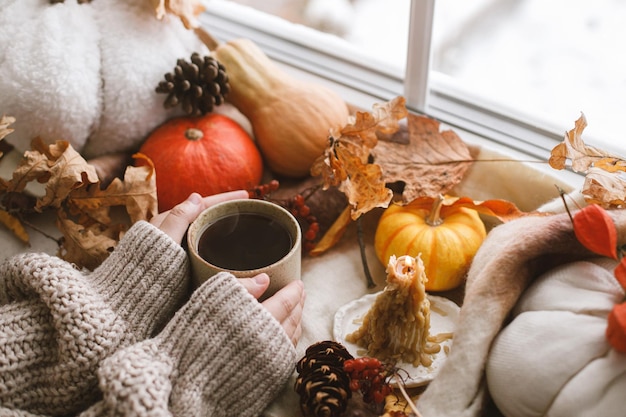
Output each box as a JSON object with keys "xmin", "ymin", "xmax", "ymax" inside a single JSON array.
[{"xmin": 0, "ymin": 0, "xmax": 206, "ymax": 158}]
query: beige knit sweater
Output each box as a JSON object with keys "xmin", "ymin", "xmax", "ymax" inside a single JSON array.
[{"xmin": 0, "ymin": 221, "xmax": 296, "ymax": 417}]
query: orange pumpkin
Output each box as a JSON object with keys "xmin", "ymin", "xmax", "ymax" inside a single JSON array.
[
  {"xmin": 138, "ymin": 113, "xmax": 263, "ymax": 212},
  {"xmin": 374, "ymin": 196, "xmax": 487, "ymax": 291}
]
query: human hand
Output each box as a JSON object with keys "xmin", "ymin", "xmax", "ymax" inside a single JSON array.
[
  {"xmin": 240, "ymin": 274, "xmax": 306, "ymax": 346},
  {"xmin": 150, "ymin": 191, "xmax": 249, "ymax": 244}
]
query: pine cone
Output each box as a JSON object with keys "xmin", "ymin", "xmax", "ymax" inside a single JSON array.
[
  {"xmin": 156, "ymin": 53, "xmax": 230, "ymax": 116},
  {"xmin": 295, "ymin": 341, "xmax": 354, "ymax": 417}
]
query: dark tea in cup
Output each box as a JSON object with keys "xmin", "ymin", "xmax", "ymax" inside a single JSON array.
[
  {"xmin": 187, "ymin": 198, "xmax": 302, "ymax": 299},
  {"xmin": 197, "ymin": 212, "xmax": 293, "ymax": 270}
]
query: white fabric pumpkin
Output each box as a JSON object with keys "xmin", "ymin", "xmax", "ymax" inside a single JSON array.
[
  {"xmin": 487, "ymin": 257, "xmax": 626, "ymax": 417},
  {"xmin": 0, "ymin": 0, "xmax": 207, "ymax": 158}
]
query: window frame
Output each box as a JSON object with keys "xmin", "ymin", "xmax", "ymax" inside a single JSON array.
[{"xmin": 199, "ymin": 0, "xmax": 585, "ymax": 162}]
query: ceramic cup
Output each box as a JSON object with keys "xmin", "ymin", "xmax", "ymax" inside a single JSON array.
[{"xmin": 187, "ymin": 198, "xmax": 302, "ymax": 300}]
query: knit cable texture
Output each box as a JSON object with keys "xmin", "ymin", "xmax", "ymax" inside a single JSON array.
[
  {"xmin": 0, "ymin": 221, "xmax": 189, "ymax": 416},
  {"xmin": 77, "ymin": 272, "xmax": 297, "ymax": 417}
]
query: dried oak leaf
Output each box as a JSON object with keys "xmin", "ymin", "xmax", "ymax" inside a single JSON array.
[
  {"xmin": 58, "ymin": 155, "xmax": 157, "ymax": 269},
  {"xmin": 67, "ymin": 157, "xmax": 158, "ymax": 226},
  {"xmin": 151, "ymin": 0, "xmax": 205, "ymax": 29},
  {"xmin": 3, "ymin": 140, "xmax": 157, "ymax": 268},
  {"xmin": 0, "ymin": 115, "xmax": 15, "ymax": 159},
  {"xmin": 549, "ymin": 113, "xmax": 626, "ymax": 208},
  {"xmin": 6, "ymin": 139, "xmax": 100, "ymax": 210},
  {"xmin": 310, "ymin": 97, "xmax": 407, "ymax": 219},
  {"xmin": 372, "ymin": 113, "xmax": 473, "ymax": 203},
  {"xmin": 56, "ymin": 209, "xmax": 122, "ymax": 271}
]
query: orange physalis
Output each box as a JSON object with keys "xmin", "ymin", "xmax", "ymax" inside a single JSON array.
[
  {"xmin": 572, "ymin": 204, "xmax": 617, "ymax": 259},
  {"xmin": 607, "ymin": 303, "xmax": 626, "ymax": 354},
  {"xmin": 572, "ymin": 204, "xmax": 626, "ymax": 353}
]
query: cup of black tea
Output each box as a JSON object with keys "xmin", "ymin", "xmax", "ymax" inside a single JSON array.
[{"xmin": 187, "ymin": 198, "xmax": 302, "ymax": 299}]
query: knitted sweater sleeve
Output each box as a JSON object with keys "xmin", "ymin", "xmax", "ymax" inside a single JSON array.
[
  {"xmin": 0, "ymin": 221, "xmax": 191, "ymax": 416},
  {"xmin": 80, "ymin": 272, "xmax": 297, "ymax": 417},
  {"xmin": 0, "ymin": 220, "xmax": 189, "ymax": 336}
]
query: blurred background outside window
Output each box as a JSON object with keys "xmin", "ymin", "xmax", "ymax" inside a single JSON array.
[{"xmin": 218, "ymin": 0, "xmax": 626, "ymax": 155}]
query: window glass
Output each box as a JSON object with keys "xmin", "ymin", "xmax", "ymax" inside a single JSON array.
[
  {"xmin": 215, "ymin": 0, "xmax": 625, "ymax": 156},
  {"xmin": 222, "ymin": 0, "xmax": 411, "ymax": 72},
  {"xmin": 432, "ymin": 0, "xmax": 626, "ymax": 155}
]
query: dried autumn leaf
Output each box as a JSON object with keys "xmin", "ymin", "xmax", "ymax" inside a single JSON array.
[
  {"xmin": 549, "ymin": 114, "xmax": 626, "ymax": 208},
  {"xmin": 548, "ymin": 113, "xmax": 623, "ymax": 172},
  {"xmin": 68, "ymin": 162, "xmax": 158, "ymax": 225},
  {"xmin": 340, "ymin": 96, "xmax": 408, "ymax": 152},
  {"xmin": 398, "ymin": 195, "xmax": 529, "ymax": 224},
  {"xmin": 56, "ymin": 209, "xmax": 121, "ymax": 271},
  {"xmin": 0, "ymin": 115, "xmax": 15, "ymax": 140},
  {"xmin": 310, "ymin": 97, "xmax": 406, "ymax": 219},
  {"xmin": 7, "ymin": 139, "xmax": 100, "ymax": 210},
  {"xmin": 151, "ymin": 0, "xmax": 205, "ymax": 29},
  {"xmin": 6, "ymin": 142, "xmax": 52, "ymax": 193},
  {"xmin": 442, "ymin": 196, "xmax": 529, "ymax": 222},
  {"xmin": 0, "ymin": 115, "xmax": 15, "ymax": 159},
  {"xmin": 0, "ymin": 209, "xmax": 29, "ymax": 244},
  {"xmin": 335, "ymin": 146, "xmax": 392, "ymax": 219},
  {"xmin": 2, "ymin": 139, "xmax": 157, "ymax": 269},
  {"xmin": 372, "ymin": 114, "xmax": 473, "ymax": 203},
  {"xmin": 309, "ymin": 205, "xmax": 352, "ymax": 256},
  {"xmin": 583, "ymin": 167, "xmax": 626, "ymax": 207}
]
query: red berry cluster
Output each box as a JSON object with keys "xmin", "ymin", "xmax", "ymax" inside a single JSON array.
[
  {"xmin": 247, "ymin": 180, "xmax": 321, "ymax": 253},
  {"xmin": 286, "ymin": 193, "xmax": 320, "ymax": 253},
  {"xmin": 343, "ymin": 357, "xmax": 393, "ymax": 404},
  {"xmin": 247, "ymin": 179, "xmax": 280, "ymax": 199}
]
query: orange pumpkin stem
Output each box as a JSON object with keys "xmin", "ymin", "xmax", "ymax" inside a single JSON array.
[
  {"xmin": 185, "ymin": 128, "xmax": 204, "ymax": 141},
  {"xmin": 426, "ymin": 195, "xmax": 445, "ymax": 227}
]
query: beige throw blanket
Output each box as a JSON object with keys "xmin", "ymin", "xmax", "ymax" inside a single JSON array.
[{"xmin": 417, "ymin": 207, "xmax": 626, "ymax": 416}]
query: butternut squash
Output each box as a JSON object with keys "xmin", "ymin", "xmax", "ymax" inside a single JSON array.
[{"xmin": 212, "ymin": 38, "xmax": 350, "ymax": 178}]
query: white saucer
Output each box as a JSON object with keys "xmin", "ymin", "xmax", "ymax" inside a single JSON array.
[{"xmin": 333, "ymin": 292, "xmax": 460, "ymax": 387}]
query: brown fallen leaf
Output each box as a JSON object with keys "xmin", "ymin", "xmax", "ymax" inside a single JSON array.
[
  {"xmin": 372, "ymin": 113, "xmax": 473, "ymax": 203},
  {"xmin": 7, "ymin": 138, "xmax": 100, "ymax": 210},
  {"xmin": 310, "ymin": 96, "xmax": 477, "ymax": 255},
  {"xmin": 0, "ymin": 115, "xmax": 15, "ymax": 159},
  {"xmin": 151, "ymin": 0, "xmax": 205, "ymax": 29},
  {"xmin": 549, "ymin": 113, "xmax": 626, "ymax": 208},
  {"xmin": 309, "ymin": 205, "xmax": 352, "ymax": 256},
  {"xmin": 548, "ymin": 113, "xmax": 624, "ymax": 173},
  {"xmin": 59, "ymin": 156, "xmax": 157, "ymax": 269},
  {"xmin": 1, "ymin": 139, "xmax": 157, "ymax": 269},
  {"xmin": 0, "ymin": 209, "xmax": 29, "ymax": 244},
  {"xmin": 0, "ymin": 115, "xmax": 14, "ymax": 140},
  {"xmin": 583, "ymin": 167, "xmax": 626, "ymax": 207},
  {"xmin": 68, "ymin": 161, "xmax": 158, "ymax": 225},
  {"xmin": 310, "ymin": 97, "xmax": 406, "ymax": 219},
  {"xmin": 56, "ymin": 209, "xmax": 122, "ymax": 271}
]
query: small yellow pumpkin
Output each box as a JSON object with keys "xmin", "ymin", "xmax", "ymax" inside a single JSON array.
[{"xmin": 374, "ymin": 196, "xmax": 487, "ymax": 291}]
